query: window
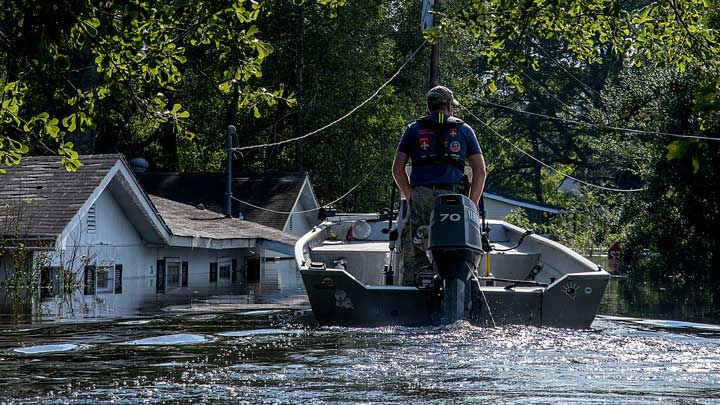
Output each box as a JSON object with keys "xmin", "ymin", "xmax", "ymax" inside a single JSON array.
[
  {"xmin": 219, "ymin": 259, "xmax": 231, "ymax": 280},
  {"xmin": 166, "ymin": 259, "xmax": 181, "ymax": 289},
  {"xmin": 96, "ymin": 265, "xmax": 114, "ymax": 294}
]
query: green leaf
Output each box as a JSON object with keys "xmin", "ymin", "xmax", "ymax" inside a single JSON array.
[
  {"xmin": 255, "ymin": 41, "xmax": 274, "ymax": 59},
  {"xmin": 486, "ymin": 81, "xmax": 497, "ymax": 94},
  {"xmin": 666, "ymin": 139, "xmax": 693, "ymax": 160},
  {"xmin": 423, "ymin": 27, "xmax": 441, "ymax": 44},
  {"xmin": 45, "ymin": 118, "xmax": 61, "ymax": 138},
  {"xmin": 691, "ymin": 154, "xmax": 700, "ymax": 173},
  {"xmin": 62, "ymin": 114, "xmax": 77, "ymax": 132}
]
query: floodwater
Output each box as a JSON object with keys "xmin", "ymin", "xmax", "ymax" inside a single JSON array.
[{"xmin": 1, "ymin": 263, "xmax": 720, "ymax": 403}]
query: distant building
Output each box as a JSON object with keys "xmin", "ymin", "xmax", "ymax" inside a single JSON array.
[{"xmin": 0, "ymin": 155, "xmax": 301, "ymax": 319}]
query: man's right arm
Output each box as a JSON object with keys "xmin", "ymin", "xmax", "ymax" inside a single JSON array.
[
  {"xmin": 392, "ymin": 152, "xmax": 412, "ymax": 200},
  {"xmin": 468, "ymin": 153, "xmax": 486, "ymax": 206}
]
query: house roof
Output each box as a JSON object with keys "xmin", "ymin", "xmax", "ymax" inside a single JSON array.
[
  {"xmin": 150, "ymin": 195, "xmax": 297, "ymax": 245},
  {"xmin": 0, "ymin": 155, "xmax": 120, "ymax": 241},
  {"xmin": 138, "ymin": 172, "xmax": 308, "ymax": 230},
  {"xmin": 484, "ymin": 190, "xmax": 566, "ymax": 214},
  {"xmin": 1, "ymin": 155, "xmax": 296, "ymax": 250}
]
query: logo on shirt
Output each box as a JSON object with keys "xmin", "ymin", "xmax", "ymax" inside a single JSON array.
[
  {"xmin": 449, "ymin": 141, "xmax": 461, "ymax": 153},
  {"xmin": 419, "ymin": 137, "xmax": 430, "ymax": 151},
  {"xmin": 449, "ymin": 128, "xmax": 457, "ymax": 137}
]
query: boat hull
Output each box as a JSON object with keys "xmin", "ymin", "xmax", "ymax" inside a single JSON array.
[{"xmin": 301, "ymin": 268, "xmax": 608, "ymax": 328}]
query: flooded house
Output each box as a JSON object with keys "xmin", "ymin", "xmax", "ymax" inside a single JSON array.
[{"xmin": 0, "ymin": 155, "xmax": 313, "ymax": 319}]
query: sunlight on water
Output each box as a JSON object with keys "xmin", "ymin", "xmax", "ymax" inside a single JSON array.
[
  {"xmin": 238, "ymin": 310, "xmax": 284, "ymax": 316},
  {"xmin": 124, "ymin": 333, "xmax": 210, "ymax": 346},
  {"xmin": 13, "ymin": 344, "xmax": 79, "ymax": 355},
  {"xmin": 218, "ymin": 328, "xmax": 304, "ymax": 337},
  {"xmin": 0, "ymin": 311, "xmax": 718, "ymax": 403}
]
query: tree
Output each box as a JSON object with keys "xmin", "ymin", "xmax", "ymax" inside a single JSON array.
[{"xmin": 1, "ymin": 0, "xmax": 345, "ymax": 172}]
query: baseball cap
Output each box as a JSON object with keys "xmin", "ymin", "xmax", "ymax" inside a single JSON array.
[{"xmin": 427, "ymin": 85, "xmax": 458, "ymax": 107}]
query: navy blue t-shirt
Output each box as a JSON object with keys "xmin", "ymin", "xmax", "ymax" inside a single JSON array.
[{"xmin": 397, "ymin": 114, "xmax": 482, "ymax": 186}]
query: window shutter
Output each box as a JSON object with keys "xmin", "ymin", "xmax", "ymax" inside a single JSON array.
[
  {"xmin": 84, "ymin": 265, "xmax": 96, "ymax": 295},
  {"xmin": 114, "ymin": 264, "xmax": 123, "ymax": 294},
  {"xmin": 209, "ymin": 262, "xmax": 218, "ymax": 283},
  {"xmin": 231, "ymin": 259, "xmax": 238, "ymax": 283},
  {"xmin": 87, "ymin": 204, "xmax": 97, "ymax": 233},
  {"xmin": 156, "ymin": 260, "xmax": 166, "ymax": 293},
  {"xmin": 40, "ymin": 268, "xmax": 52, "ymax": 299},
  {"xmin": 181, "ymin": 261, "xmax": 188, "ymax": 287}
]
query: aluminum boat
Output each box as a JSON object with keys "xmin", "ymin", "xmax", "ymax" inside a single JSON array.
[{"xmin": 296, "ymin": 194, "xmax": 609, "ymax": 328}]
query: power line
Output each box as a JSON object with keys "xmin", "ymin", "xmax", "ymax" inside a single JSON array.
[
  {"xmin": 459, "ymin": 104, "xmax": 647, "ymax": 193},
  {"xmin": 515, "ymin": 66, "xmax": 596, "ymax": 124},
  {"xmin": 531, "ymin": 41, "xmax": 603, "ymax": 98},
  {"xmin": 233, "ymin": 42, "xmax": 426, "ymax": 152},
  {"xmin": 472, "ymin": 97, "xmax": 720, "ymax": 142},
  {"xmin": 231, "ymin": 161, "xmax": 382, "ymax": 215},
  {"xmin": 486, "ymin": 55, "xmax": 719, "ymax": 141}
]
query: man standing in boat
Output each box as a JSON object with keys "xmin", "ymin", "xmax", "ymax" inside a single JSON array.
[{"xmin": 392, "ymin": 85, "xmax": 487, "ymax": 286}]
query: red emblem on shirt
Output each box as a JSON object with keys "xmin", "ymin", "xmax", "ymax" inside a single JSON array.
[
  {"xmin": 419, "ymin": 137, "xmax": 430, "ymax": 151},
  {"xmin": 450, "ymin": 141, "xmax": 461, "ymax": 153},
  {"xmin": 449, "ymin": 128, "xmax": 457, "ymax": 137}
]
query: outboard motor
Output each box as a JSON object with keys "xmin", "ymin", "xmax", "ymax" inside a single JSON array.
[{"xmin": 427, "ymin": 194, "xmax": 484, "ymax": 323}]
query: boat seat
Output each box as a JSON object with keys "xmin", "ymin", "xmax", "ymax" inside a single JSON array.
[
  {"xmin": 311, "ymin": 241, "xmax": 389, "ymax": 285},
  {"xmin": 485, "ymin": 247, "xmax": 541, "ymax": 281}
]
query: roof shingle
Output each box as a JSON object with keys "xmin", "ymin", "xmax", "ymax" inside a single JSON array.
[
  {"xmin": 0, "ymin": 155, "xmax": 119, "ymax": 239},
  {"xmin": 139, "ymin": 172, "xmax": 306, "ymax": 230},
  {"xmin": 149, "ymin": 195, "xmax": 296, "ymax": 245}
]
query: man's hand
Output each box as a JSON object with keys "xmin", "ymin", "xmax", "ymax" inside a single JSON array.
[{"xmin": 392, "ymin": 152, "xmax": 412, "ymax": 200}]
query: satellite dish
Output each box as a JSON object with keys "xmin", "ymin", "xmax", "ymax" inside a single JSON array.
[{"xmin": 351, "ymin": 220, "xmax": 372, "ymax": 240}]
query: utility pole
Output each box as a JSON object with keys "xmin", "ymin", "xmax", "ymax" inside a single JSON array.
[
  {"xmin": 226, "ymin": 125, "xmax": 236, "ymax": 217},
  {"xmin": 429, "ymin": 0, "xmax": 441, "ymax": 88}
]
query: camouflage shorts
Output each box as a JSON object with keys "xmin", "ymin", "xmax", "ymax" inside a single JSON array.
[{"xmin": 399, "ymin": 186, "xmax": 455, "ymax": 286}]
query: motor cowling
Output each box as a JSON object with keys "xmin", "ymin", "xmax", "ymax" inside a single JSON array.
[{"xmin": 428, "ymin": 193, "xmax": 483, "ymax": 281}]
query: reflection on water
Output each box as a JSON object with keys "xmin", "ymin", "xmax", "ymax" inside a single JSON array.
[
  {"xmin": 177, "ymin": 259, "xmax": 308, "ymax": 311},
  {"xmin": 1, "ymin": 312, "xmax": 719, "ymax": 403},
  {"xmin": 601, "ymin": 276, "xmax": 720, "ymax": 325},
  {"xmin": 1, "ymin": 255, "xmax": 720, "ymax": 402}
]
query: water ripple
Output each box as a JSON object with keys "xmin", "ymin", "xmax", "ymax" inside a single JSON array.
[{"xmin": 1, "ymin": 312, "xmax": 719, "ymax": 403}]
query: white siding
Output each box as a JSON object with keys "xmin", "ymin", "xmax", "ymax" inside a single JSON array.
[
  {"xmin": 484, "ymin": 199, "xmax": 517, "ymax": 220},
  {"xmin": 40, "ymin": 189, "xmax": 156, "ymax": 317}
]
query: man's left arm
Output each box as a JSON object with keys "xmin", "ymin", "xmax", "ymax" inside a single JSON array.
[{"xmin": 468, "ymin": 153, "xmax": 486, "ymax": 205}]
